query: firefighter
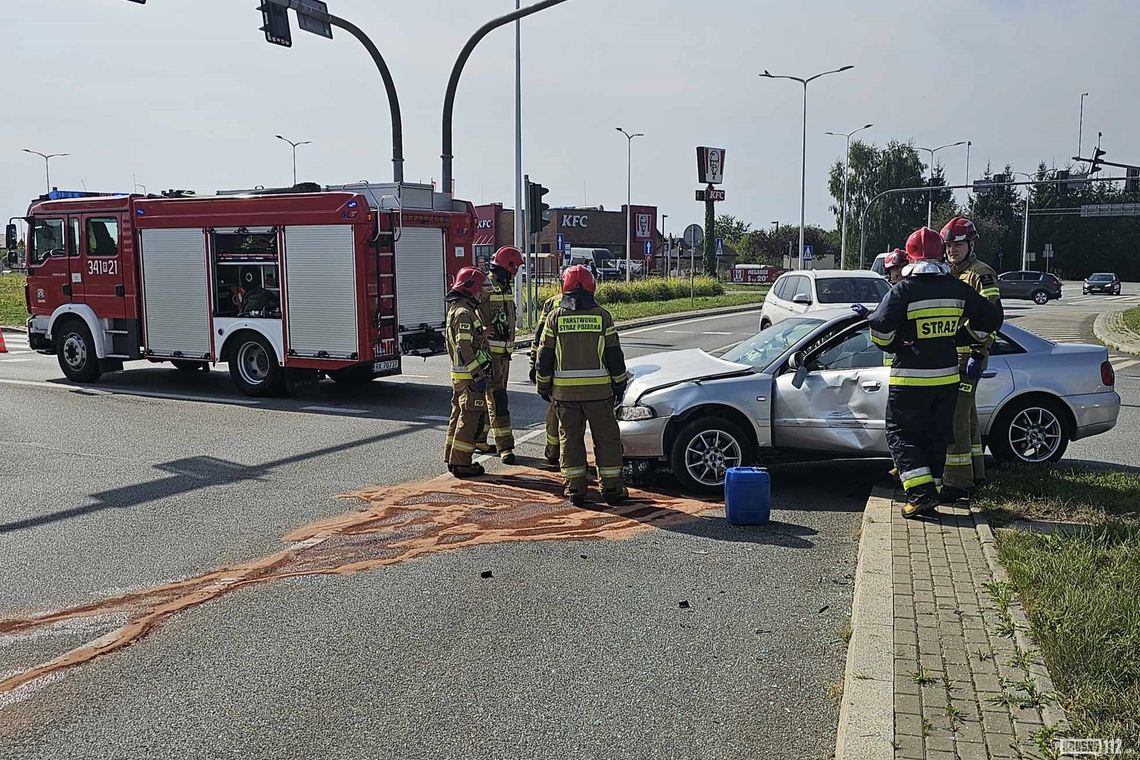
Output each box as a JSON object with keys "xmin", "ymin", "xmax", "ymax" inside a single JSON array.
[
  {"xmin": 474, "ymin": 246, "xmax": 524, "ymax": 464},
  {"xmin": 866, "ymin": 228, "xmax": 1002, "ymax": 519},
  {"xmin": 444, "ymin": 266, "xmax": 493, "ymax": 478},
  {"xmin": 884, "ymin": 248, "xmax": 906, "ymax": 285},
  {"xmin": 529, "ymin": 290, "xmax": 564, "ymax": 466},
  {"xmin": 940, "ymin": 216, "xmax": 1003, "ymax": 501},
  {"xmin": 536, "ymin": 265, "xmax": 629, "ymax": 507}
]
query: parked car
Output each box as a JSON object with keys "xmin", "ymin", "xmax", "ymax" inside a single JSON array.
[
  {"xmin": 997, "ymin": 270, "xmax": 1062, "ymax": 304},
  {"xmin": 1082, "ymin": 272, "xmax": 1121, "ymax": 295},
  {"xmin": 870, "ymin": 252, "xmax": 889, "ymax": 276},
  {"xmin": 617, "ymin": 310, "xmax": 1119, "ymax": 494},
  {"xmin": 759, "ymin": 269, "xmax": 889, "ymax": 329}
]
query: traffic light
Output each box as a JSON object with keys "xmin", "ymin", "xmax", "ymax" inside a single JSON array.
[
  {"xmin": 1089, "ymin": 147, "xmax": 1107, "ymax": 175},
  {"xmin": 991, "ymin": 173, "xmax": 1009, "ymax": 185},
  {"xmin": 1127, "ymin": 167, "xmax": 1140, "ymax": 194},
  {"xmin": 527, "ymin": 181, "xmax": 550, "ymax": 235},
  {"xmin": 259, "ymin": 1, "xmax": 292, "ymax": 47}
]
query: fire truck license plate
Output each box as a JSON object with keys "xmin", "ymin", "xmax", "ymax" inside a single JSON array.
[{"xmin": 373, "ymin": 360, "xmax": 399, "ymax": 373}]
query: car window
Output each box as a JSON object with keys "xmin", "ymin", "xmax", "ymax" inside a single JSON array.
[
  {"xmin": 989, "ymin": 332, "xmax": 1025, "ymax": 356},
  {"xmin": 815, "ymin": 277, "xmax": 890, "ymax": 304},
  {"xmin": 792, "ymin": 276, "xmax": 812, "ymax": 300},
  {"xmin": 772, "ymin": 277, "xmax": 792, "ymax": 300},
  {"xmin": 812, "ymin": 325, "xmax": 883, "ymax": 370},
  {"xmin": 30, "ymin": 218, "xmax": 66, "ymax": 265},
  {"xmin": 721, "ymin": 317, "xmax": 823, "ymax": 370}
]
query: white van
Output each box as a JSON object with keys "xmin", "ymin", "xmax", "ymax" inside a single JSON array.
[{"xmin": 870, "ymin": 252, "xmax": 889, "ymax": 276}]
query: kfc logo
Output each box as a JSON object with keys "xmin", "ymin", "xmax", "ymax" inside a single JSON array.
[{"xmin": 561, "ymin": 214, "xmax": 590, "ymax": 228}]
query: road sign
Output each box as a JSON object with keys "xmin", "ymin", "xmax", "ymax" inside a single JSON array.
[
  {"xmin": 803, "ymin": 244, "xmax": 814, "ymax": 261},
  {"xmin": 683, "ymin": 224, "xmax": 704, "ymax": 249},
  {"xmin": 556, "ymin": 233, "xmax": 565, "ymax": 252},
  {"xmin": 715, "ymin": 238, "xmax": 724, "ymax": 257},
  {"xmin": 695, "ymin": 188, "xmax": 726, "ymax": 202},
  {"xmin": 1081, "ymin": 203, "xmax": 1140, "ymax": 217},
  {"xmin": 1043, "ymin": 243, "xmax": 1054, "ymax": 259},
  {"xmin": 645, "ymin": 240, "xmax": 652, "ymax": 255},
  {"xmin": 295, "ymin": 0, "xmax": 333, "ymax": 38}
]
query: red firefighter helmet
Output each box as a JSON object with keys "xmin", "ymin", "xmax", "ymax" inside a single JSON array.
[
  {"xmin": 884, "ymin": 248, "xmax": 907, "ymax": 271},
  {"xmin": 451, "ymin": 266, "xmax": 486, "ymax": 299},
  {"xmin": 491, "ymin": 246, "xmax": 524, "ymax": 276},
  {"xmin": 561, "ymin": 264, "xmax": 597, "ymax": 294},
  {"xmin": 940, "ymin": 216, "xmax": 979, "ymax": 243},
  {"xmin": 906, "ymin": 227, "xmax": 945, "ymax": 262}
]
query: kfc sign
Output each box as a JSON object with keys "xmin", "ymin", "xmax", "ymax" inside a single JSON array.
[
  {"xmin": 561, "ymin": 214, "xmax": 590, "ymax": 228},
  {"xmin": 697, "ymin": 146, "xmax": 726, "ymax": 185},
  {"xmin": 476, "ymin": 219, "xmax": 494, "ymax": 230}
]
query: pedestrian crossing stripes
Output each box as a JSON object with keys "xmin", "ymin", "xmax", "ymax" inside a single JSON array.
[{"xmin": 1064, "ymin": 293, "xmax": 1140, "ymax": 306}]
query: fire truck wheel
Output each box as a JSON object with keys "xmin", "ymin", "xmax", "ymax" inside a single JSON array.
[
  {"xmin": 228, "ymin": 333, "xmax": 285, "ymax": 397},
  {"xmin": 171, "ymin": 360, "xmax": 209, "ymax": 373},
  {"xmin": 56, "ymin": 319, "xmax": 102, "ymax": 383}
]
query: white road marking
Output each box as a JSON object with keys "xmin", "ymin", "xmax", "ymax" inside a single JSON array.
[
  {"xmin": 663, "ymin": 330, "xmax": 692, "ymax": 334},
  {"xmin": 474, "ymin": 426, "xmax": 548, "ymax": 464},
  {"xmin": 700, "ymin": 331, "xmax": 733, "ymax": 335},
  {"xmin": 300, "ymin": 405, "xmax": 369, "ymax": 414},
  {"xmin": 623, "ymin": 310, "xmax": 759, "ymax": 336},
  {"xmin": 420, "ymin": 415, "xmax": 451, "ymax": 422},
  {"xmin": 1113, "ymin": 359, "xmax": 1140, "ymax": 371}
]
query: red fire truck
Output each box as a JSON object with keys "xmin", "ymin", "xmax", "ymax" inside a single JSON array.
[{"xmin": 11, "ymin": 187, "xmax": 477, "ymax": 396}]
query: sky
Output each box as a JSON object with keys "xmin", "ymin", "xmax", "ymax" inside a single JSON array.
[{"xmin": 4, "ymin": 0, "xmax": 1140, "ymax": 241}]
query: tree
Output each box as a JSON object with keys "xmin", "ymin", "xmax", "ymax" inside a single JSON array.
[
  {"xmin": 828, "ymin": 140, "xmax": 951, "ymax": 267},
  {"xmin": 715, "ymin": 214, "xmax": 751, "ymax": 249},
  {"xmin": 703, "ymin": 200, "xmax": 716, "ymax": 276},
  {"xmin": 968, "ymin": 163, "xmax": 1023, "ymax": 272}
]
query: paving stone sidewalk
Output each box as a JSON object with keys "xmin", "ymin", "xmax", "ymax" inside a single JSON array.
[{"xmin": 891, "ymin": 497, "xmax": 1066, "ymax": 760}]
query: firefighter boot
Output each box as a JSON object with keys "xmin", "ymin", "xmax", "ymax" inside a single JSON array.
[
  {"xmin": 939, "ymin": 486, "xmax": 973, "ymax": 504},
  {"xmin": 603, "ymin": 486, "xmax": 629, "ymax": 506},
  {"xmin": 500, "ymin": 450, "xmax": 517, "ymax": 465},
  {"xmin": 901, "ymin": 494, "xmax": 939, "ymax": 520},
  {"xmin": 449, "ymin": 462, "xmax": 486, "ymax": 478}
]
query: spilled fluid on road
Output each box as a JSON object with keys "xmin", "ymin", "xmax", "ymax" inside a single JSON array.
[{"xmin": 0, "ymin": 469, "xmax": 713, "ymax": 702}]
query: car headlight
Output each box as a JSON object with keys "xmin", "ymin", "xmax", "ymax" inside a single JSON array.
[{"xmin": 617, "ymin": 405, "xmax": 656, "ymax": 421}]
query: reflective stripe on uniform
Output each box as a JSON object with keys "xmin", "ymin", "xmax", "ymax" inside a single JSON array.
[
  {"xmin": 871, "ymin": 328, "xmax": 895, "ymax": 346},
  {"xmin": 956, "ymin": 346, "xmax": 972, "ymax": 355},
  {"xmin": 900, "ymin": 467, "xmax": 934, "ymax": 491},
  {"xmin": 451, "ymin": 440, "xmax": 476, "ymax": 453},
  {"xmin": 971, "ymin": 445, "xmax": 984, "ymax": 456},
  {"xmin": 562, "ymin": 466, "xmax": 588, "ymax": 479},
  {"xmin": 980, "ymin": 287, "xmax": 1001, "ymax": 298},
  {"xmin": 889, "ymin": 365, "xmax": 961, "ymax": 386},
  {"xmin": 965, "ymin": 324, "xmax": 991, "ymax": 342},
  {"xmin": 553, "ymin": 367, "xmax": 610, "ymax": 387},
  {"xmin": 597, "ymin": 466, "xmax": 624, "ymax": 478},
  {"xmin": 906, "ymin": 298, "xmax": 965, "ymax": 318},
  {"xmin": 492, "ymin": 426, "xmax": 512, "ymax": 437},
  {"xmin": 546, "ymin": 433, "xmax": 559, "ymax": 445},
  {"xmin": 945, "ymin": 453, "xmax": 972, "ymax": 466},
  {"xmin": 610, "ymin": 371, "xmax": 628, "ymax": 384}
]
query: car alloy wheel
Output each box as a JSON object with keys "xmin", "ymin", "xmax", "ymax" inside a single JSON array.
[
  {"xmin": 684, "ymin": 429, "xmax": 743, "ymax": 487},
  {"xmin": 1007, "ymin": 405, "xmax": 1063, "ymax": 462},
  {"xmin": 1032, "ymin": 290, "xmax": 1049, "ymax": 305}
]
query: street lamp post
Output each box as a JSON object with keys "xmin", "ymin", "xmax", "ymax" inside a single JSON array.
[
  {"xmin": 1078, "ymin": 92, "xmax": 1089, "ymax": 159},
  {"xmin": 760, "ymin": 65, "xmax": 854, "ymax": 270},
  {"xmin": 275, "ymin": 135, "xmax": 312, "ymax": 186},
  {"xmin": 616, "ymin": 127, "xmax": 644, "ymax": 282},
  {"xmin": 661, "ymin": 213, "xmax": 668, "ymax": 276},
  {"xmin": 916, "ymin": 141, "xmax": 967, "ymax": 227},
  {"xmin": 965, "ymin": 140, "xmax": 972, "ymax": 187},
  {"xmin": 22, "ymin": 149, "xmax": 69, "ymax": 192},
  {"xmin": 1010, "ymin": 171, "xmax": 1034, "ymax": 270},
  {"xmin": 825, "ymin": 123, "xmax": 872, "ymax": 270}
]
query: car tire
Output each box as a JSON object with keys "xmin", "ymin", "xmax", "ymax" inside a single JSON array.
[
  {"xmin": 56, "ymin": 319, "xmax": 102, "ymax": 383},
  {"xmin": 228, "ymin": 332, "xmax": 285, "ymax": 397},
  {"xmin": 171, "ymin": 360, "xmax": 209, "ymax": 373},
  {"xmin": 669, "ymin": 416, "xmax": 754, "ymax": 496},
  {"xmin": 1031, "ymin": 289, "xmax": 1049, "ymax": 305},
  {"xmin": 760, "ymin": 317, "xmax": 772, "ymax": 331},
  {"xmin": 989, "ymin": 396, "xmax": 1069, "ymax": 465},
  {"xmin": 1115, "ymin": 285, "xmax": 1121, "ymax": 295}
]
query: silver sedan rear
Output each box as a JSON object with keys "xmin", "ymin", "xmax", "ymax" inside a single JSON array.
[{"xmin": 617, "ymin": 312, "xmax": 1120, "ymax": 495}]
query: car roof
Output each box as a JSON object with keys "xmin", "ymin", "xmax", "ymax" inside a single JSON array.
[{"xmin": 776, "ymin": 269, "xmax": 885, "ymax": 280}]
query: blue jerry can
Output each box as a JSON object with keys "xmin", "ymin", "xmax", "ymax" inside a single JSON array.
[{"xmin": 724, "ymin": 467, "xmax": 771, "ymax": 525}]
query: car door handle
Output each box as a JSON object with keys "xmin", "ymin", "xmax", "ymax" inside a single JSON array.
[
  {"xmin": 861, "ymin": 381, "xmax": 882, "ymax": 392},
  {"xmin": 981, "ymin": 370, "xmax": 997, "ymax": 378}
]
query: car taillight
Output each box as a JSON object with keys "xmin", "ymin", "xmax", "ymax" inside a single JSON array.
[{"xmin": 1102, "ymin": 360, "xmax": 1115, "ymax": 387}]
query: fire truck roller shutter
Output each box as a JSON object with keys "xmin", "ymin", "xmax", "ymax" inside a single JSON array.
[
  {"xmin": 283, "ymin": 225, "xmax": 359, "ymax": 358},
  {"xmin": 139, "ymin": 228, "xmax": 212, "ymax": 359},
  {"xmin": 395, "ymin": 226, "xmax": 447, "ymax": 334}
]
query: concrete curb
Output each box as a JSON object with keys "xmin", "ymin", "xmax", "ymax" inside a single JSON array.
[
  {"xmin": 972, "ymin": 508, "xmax": 1070, "ymax": 731},
  {"xmin": 1, "ymin": 326, "xmax": 28, "ymax": 334},
  {"xmin": 1093, "ymin": 309, "xmax": 1140, "ymax": 356},
  {"xmin": 834, "ymin": 483, "xmax": 896, "ymax": 760},
  {"xmin": 510, "ymin": 302, "xmax": 762, "ymax": 350}
]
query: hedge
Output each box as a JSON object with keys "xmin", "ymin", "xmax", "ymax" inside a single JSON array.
[{"xmin": 534, "ymin": 276, "xmax": 723, "ymax": 306}]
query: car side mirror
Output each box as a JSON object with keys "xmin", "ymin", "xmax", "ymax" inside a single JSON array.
[
  {"xmin": 788, "ymin": 350, "xmax": 811, "ymax": 389},
  {"xmin": 792, "ymin": 293, "xmax": 812, "ymax": 305},
  {"xmin": 4, "ymin": 224, "xmax": 16, "ymax": 251}
]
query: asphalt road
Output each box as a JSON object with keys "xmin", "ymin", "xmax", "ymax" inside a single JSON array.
[
  {"xmin": 0, "ymin": 309, "xmax": 868, "ymax": 760},
  {"xmin": 1, "ymin": 290, "xmax": 1136, "ymax": 759}
]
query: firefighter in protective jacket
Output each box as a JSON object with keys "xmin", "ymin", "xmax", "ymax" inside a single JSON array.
[
  {"xmin": 536, "ymin": 265, "xmax": 629, "ymax": 506},
  {"xmin": 475, "ymin": 246, "xmax": 524, "ymax": 464},
  {"xmin": 444, "ymin": 267, "xmax": 493, "ymax": 478},
  {"xmin": 529, "ymin": 291, "xmax": 563, "ymax": 466},
  {"xmin": 867, "ymin": 228, "xmax": 1002, "ymax": 519},
  {"xmin": 940, "ymin": 217, "xmax": 1003, "ymax": 500}
]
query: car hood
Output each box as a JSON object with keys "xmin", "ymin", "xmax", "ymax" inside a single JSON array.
[{"xmin": 625, "ymin": 349, "xmax": 753, "ymax": 400}]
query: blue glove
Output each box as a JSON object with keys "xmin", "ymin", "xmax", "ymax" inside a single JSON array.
[
  {"xmin": 850, "ymin": 303, "xmax": 870, "ymax": 318},
  {"xmin": 965, "ymin": 353, "xmax": 983, "ymax": 381}
]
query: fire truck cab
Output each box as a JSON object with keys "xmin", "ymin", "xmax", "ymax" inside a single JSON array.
[{"xmin": 16, "ymin": 187, "xmax": 476, "ymax": 397}]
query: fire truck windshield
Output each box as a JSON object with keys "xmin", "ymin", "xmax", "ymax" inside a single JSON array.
[{"xmin": 30, "ymin": 218, "xmax": 66, "ymax": 265}]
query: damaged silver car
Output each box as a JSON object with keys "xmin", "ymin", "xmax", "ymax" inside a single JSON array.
[{"xmin": 618, "ymin": 310, "xmax": 1120, "ymax": 494}]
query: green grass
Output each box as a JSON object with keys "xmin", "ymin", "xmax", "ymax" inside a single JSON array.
[
  {"xmin": 998, "ymin": 523, "xmax": 1140, "ymax": 746},
  {"xmin": 1123, "ymin": 306, "xmax": 1140, "ymax": 336},
  {"xmin": 605, "ymin": 292, "xmax": 765, "ymax": 323},
  {"xmin": 975, "ymin": 463, "xmax": 1140, "ymax": 525},
  {"xmin": 0, "ymin": 273, "xmax": 27, "ymax": 327}
]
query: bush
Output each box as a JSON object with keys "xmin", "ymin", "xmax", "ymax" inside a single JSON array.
[{"xmin": 528, "ymin": 277, "xmax": 724, "ymax": 314}]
